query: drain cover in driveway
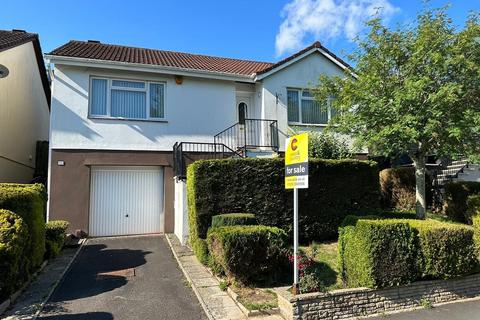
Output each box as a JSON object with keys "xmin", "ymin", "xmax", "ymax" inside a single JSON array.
[{"xmin": 96, "ymin": 268, "xmax": 136, "ymax": 280}]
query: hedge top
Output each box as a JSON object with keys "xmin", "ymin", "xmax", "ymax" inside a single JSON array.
[{"xmin": 0, "ymin": 183, "xmax": 48, "ymax": 202}]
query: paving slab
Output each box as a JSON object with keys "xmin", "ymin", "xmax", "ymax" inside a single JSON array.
[
  {"xmin": 1, "ymin": 247, "xmax": 80, "ymax": 320},
  {"xmin": 165, "ymin": 234, "xmax": 284, "ymax": 320}
]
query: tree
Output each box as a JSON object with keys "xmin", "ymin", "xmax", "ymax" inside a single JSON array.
[
  {"xmin": 314, "ymin": 6, "xmax": 480, "ymax": 218},
  {"xmin": 307, "ymin": 131, "xmax": 353, "ymax": 159}
]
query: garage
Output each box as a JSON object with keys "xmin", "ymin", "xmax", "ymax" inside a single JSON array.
[{"xmin": 89, "ymin": 166, "xmax": 164, "ymax": 236}]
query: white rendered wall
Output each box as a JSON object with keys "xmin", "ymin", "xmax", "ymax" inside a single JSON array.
[
  {"xmin": 50, "ymin": 65, "xmax": 238, "ymax": 151},
  {"xmin": 261, "ymin": 52, "xmax": 346, "ymax": 151},
  {"xmin": 0, "ymin": 42, "xmax": 50, "ymax": 182},
  {"xmin": 174, "ymin": 178, "xmax": 188, "ymax": 244}
]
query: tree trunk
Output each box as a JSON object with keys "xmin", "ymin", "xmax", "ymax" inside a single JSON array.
[{"xmin": 412, "ymin": 155, "xmax": 427, "ymax": 219}]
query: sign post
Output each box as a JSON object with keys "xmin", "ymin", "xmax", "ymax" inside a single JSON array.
[{"xmin": 285, "ymin": 133, "xmax": 309, "ymax": 294}]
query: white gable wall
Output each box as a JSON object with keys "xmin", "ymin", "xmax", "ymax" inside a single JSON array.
[
  {"xmin": 0, "ymin": 42, "xmax": 49, "ymax": 182},
  {"xmin": 50, "ymin": 65, "xmax": 237, "ymax": 151},
  {"xmin": 260, "ymin": 52, "xmax": 346, "ymax": 151}
]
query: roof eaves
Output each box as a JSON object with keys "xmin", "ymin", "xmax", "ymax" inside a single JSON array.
[{"xmin": 46, "ymin": 55, "xmax": 258, "ymax": 82}]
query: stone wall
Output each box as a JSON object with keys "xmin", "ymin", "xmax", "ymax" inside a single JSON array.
[{"xmin": 276, "ymin": 273, "xmax": 480, "ymax": 320}]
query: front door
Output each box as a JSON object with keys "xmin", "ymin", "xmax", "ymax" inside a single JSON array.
[{"xmin": 236, "ymin": 94, "xmax": 254, "ymax": 147}]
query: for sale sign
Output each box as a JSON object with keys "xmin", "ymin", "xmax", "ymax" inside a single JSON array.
[{"xmin": 285, "ymin": 133, "xmax": 309, "ymax": 189}]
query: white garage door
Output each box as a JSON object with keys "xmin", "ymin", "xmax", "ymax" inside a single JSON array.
[{"xmin": 89, "ymin": 166, "xmax": 164, "ymax": 237}]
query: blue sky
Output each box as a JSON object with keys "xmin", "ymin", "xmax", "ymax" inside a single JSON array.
[{"xmin": 1, "ymin": 1, "xmax": 479, "ymax": 64}]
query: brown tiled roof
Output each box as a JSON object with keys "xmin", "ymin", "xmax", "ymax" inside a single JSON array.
[
  {"xmin": 0, "ymin": 29, "xmax": 38, "ymax": 51},
  {"xmin": 49, "ymin": 40, "xmax": 274, "ymax": 77},
  {"xmin": 0, "ymin": 30, "xmax": 51, "ymax": 107},
  {"xmin": 256, "ymin": 41, "xmax": 352, "ymax": 75}
]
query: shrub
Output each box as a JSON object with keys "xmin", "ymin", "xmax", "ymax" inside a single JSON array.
[
  {"xmin": 0, "ymin": 209, "xmax": 28, "ymax": 300},
  {"xmin": 339, "ymin": 219, "xmax": 420, "ymax": 288},
  {"xmin": 339, "ymin": 215, "xmax": 478, "ymax": 288},
  {"xmin": 473, "ymin": 215, "xmax": 480, "ymax": 254},
  {"xmin": 207, "ymin": 225, "xmax": 288, "ymax": 285},
  {"xmin": 409, "ymin": 220, "xmax": 478, "ymax": 279},
  {"xmin": 380, "ymin": 167, "xmax": 432, "ymax": 211},
  {"xmin": 187, "ymin": 158, "xmax": 380, "ymax": 256},
  {"xmin": 45, "ymin": 220, "xmax": 69, "ymax": 259},
  {"xmin": 0, "ymin": 183, "xmax": 47, "ymax": 271},
  {"xmin": 306, "ymin": 131, "xmax": 353, "ymax": 159},
  {"xmin": 467, "ymin": 195, "xmax": 480, "ymax": 223},
  {"xmin": 443, "ymin": 181, "xmax": 480, "ymax": 223},
  {"xmin": 211, "ymin": 213, "xmax": 257, "ymax": 228}
]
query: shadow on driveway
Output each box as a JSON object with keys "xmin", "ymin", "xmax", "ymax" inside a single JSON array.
[{"xmin": 39, "ymin": 236, "xmax": 206, "ymax": 320}]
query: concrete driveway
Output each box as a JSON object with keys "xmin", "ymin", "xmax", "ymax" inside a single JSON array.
[{"xmin": 38, "ymin": 236, "xmax": 206, "ymax": 320}]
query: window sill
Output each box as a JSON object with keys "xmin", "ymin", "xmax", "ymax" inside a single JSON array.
[
  {"xmin": 89, "ymin": 116, "xmax": 168, "ymax": 123},
  {"xmin": 288, "ymin": 122, "xmax": 328, "ymax": 127}
]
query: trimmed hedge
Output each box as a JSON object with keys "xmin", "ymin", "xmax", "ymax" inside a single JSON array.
[
  {"xmin": 211, "ymin": 213, "xmax": 257, "ymax": 228},
  {"xmin": 339, "ymin": 216, "xmax": 478, "ymax": 288},
  {"xmin": 443, "ymin": 181, "xmax": 480, "ymax": 223},
  {"xmin": 473, "ymin": 215, "xmax": 480, "ymax": 254},
  {"xmin": 339, "ymin": 219, "xmax": 420, "ymax": 288},
  {"xmin": 467, "ymin": 195, "xmax": 480, "ymax": 223},
  {"xmin": 0, "ymin": 183, "xmax": 47, "ymax": 271},
  {"xmin": 0, "ymin": 209, "xmax": 28, "ymax": 300},
  {"xmin": 45, "ymin": 220, "xmax": 69, "ymax": 259},
  {"xmin": 379, "ymin": 167, "xmax": 432, "ymax": 211},
  {"xmin": 188, "ymin": 158, "xmax": 380, "ymax": 257},
  {"xmin": 408, "ymin": 220, "xmax": 478, "ymax": 279},
  {"xmin": 207, "ymin": 225, "xmax": 288, "ymax": 285}
]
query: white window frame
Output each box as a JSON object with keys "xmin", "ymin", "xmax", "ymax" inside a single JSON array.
[
  {"xmin": 89, "ymin": 76, "xmax": 166, "ymax": 121},
  {"xmin": 287, "ymin": 88, "xmax": 334, "ymax": 126}
]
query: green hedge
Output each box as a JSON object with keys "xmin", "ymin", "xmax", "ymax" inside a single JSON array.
[
  {"xmin": 409, "ymin": 220, "xmax": 478, "ymax": 279},
  {"xmin": 0, "ymin": 209, "xmax": 28, "ymax": 300},
  {"xmin": 379, "ymin": 167, "xmax": 432, "ymax": 211},
  {"xmin": 467, "ymin": 195, "xmax": 480, "ymax": 223},
  {"xmin": 207, "ymin": 225, "xmax": 288, "ymax": 285},
  {"xmin": 339, "ymin": 216, "xmax": 478, "ymax": 288},
  {"xmin": 0, "ymin": 183, "xmax": 47, "ymax": 271},
  {"xmin": 211, "ymin": 213, "xmax": 257, "ymax": 228},
  {"xmin": 443, "ymin": 181, "xmax": 480, "ymax": 223},
  {"xmin": 473, "ymin": 215, "xmax": 480, "ymax": 254},
  {"xmin": 188, "ymin": 158, "xmax": 380, "ymax": 255},
  {"xmin": 45, "ymin": 220, "xmax": 69, "ymax": 259},
  {"xmin": 339, "ymin": 218, "xmax": 420, "ymax": 288}
]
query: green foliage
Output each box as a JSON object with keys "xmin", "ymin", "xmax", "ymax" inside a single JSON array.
[
  {"xmin": 339, "ymin": 219, "xmax": 420, "ymax": 288},
  {"xmin": 408, "ymin": 220, "xmax": 478, "ymax": 279},
  {"xmin": 380, "ymin": 167, "xmax": 432, "ymax": 211},
  {"xmin": 339, "ymin": 215, "xmax": 478, "ymax": 288},
  {"xmin": 472, "ymin": 215, "xmax": 480, "ymax": 254},
  {"xmin": 187, "ymin": 158, "xmax": 380, "ymax": 255},
  {"xmin": 0, "ymin": 209, "xmax": 28, "ymax": 300},
  {"xmin": 306, "ymin": 131, "xmax": 353, "ymax": 159},
  {"xmin": 443, "ymin": 181, "xmax": 480, "ymax": 223},
  {"xmin": 192, "ymin": 238, "xmax": 209, "ymax": 266},
  {"xmin": 315, "ymin": 7, "xmax": 480, "ymax": 217},
  {"xmin": 45, "ymin": 220, "xmax": 69, "ymax": 259},
  {"xmin": 467, "ymin": 194, "xmax": 480, "ymax": 222},
  {"xmin": 207, "ymin": 225, "xmax": 288, "ymax": 285},
  {"xmin": 211, "ymin": 213, "xmax": 257, "ymax": 228},
  {"xmin": 0, "ymin": 183, "xmax": 47, "ymax": 271}
]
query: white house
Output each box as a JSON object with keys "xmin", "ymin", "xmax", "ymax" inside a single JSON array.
[
  {"xmin": 45, "ymin": 40, "xmax": 352, "ymax": 240},
  {"xmin": 0, "ymin": 30, "xmax": 50, "ymax": 183}
]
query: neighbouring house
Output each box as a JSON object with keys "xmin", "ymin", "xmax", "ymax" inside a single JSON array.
[
  {"xmin": 45, "ymin": 40, "xmax": 352, "ymax": 240},
  {"xmin": 0, "ymin": 29, "xmax": 50, "ymax": 183}
]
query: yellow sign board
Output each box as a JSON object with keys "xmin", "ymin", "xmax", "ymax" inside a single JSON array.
[{"xmin": 285, "ymin": 133, "xmax": 309, "ymax": 189}]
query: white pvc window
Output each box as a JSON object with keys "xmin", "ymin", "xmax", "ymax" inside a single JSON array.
[
  {"xmin": 90, "ymin": 77, "xmax": 165, "ymax": 120},
  {"xmin": 287, "ymin": 89, "xmax": 335, "ymax": 125}
]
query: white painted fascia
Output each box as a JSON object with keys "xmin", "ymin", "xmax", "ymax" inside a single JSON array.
[
  {"xmin": 254, "ymin": 47, "xmax": 354, "ymax": 81},
  {"xmin": 44, "ymin": 55, "xmax": 258, "ymax": 83}
]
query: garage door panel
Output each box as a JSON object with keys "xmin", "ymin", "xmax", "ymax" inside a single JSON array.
[{"xmin": 90, "ymin": 166, "xmax": 164, "ymax": 237}]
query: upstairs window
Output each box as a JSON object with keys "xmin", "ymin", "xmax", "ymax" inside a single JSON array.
[
  {"xmin": 287, "ymin": 89, "xmax": 335, "ymax": 125},
  {"xmin": 90, "ymin": 77, "xmax": 165, "ymax": 120}
]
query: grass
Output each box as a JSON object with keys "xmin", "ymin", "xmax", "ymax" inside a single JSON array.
[
  {"xmin": 233, "ymin": 286, "xmax": 278, "ymax": 311},
  {"xmin": 300, "ymin": 241, "xmax": 343, "ymax": 291}
]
